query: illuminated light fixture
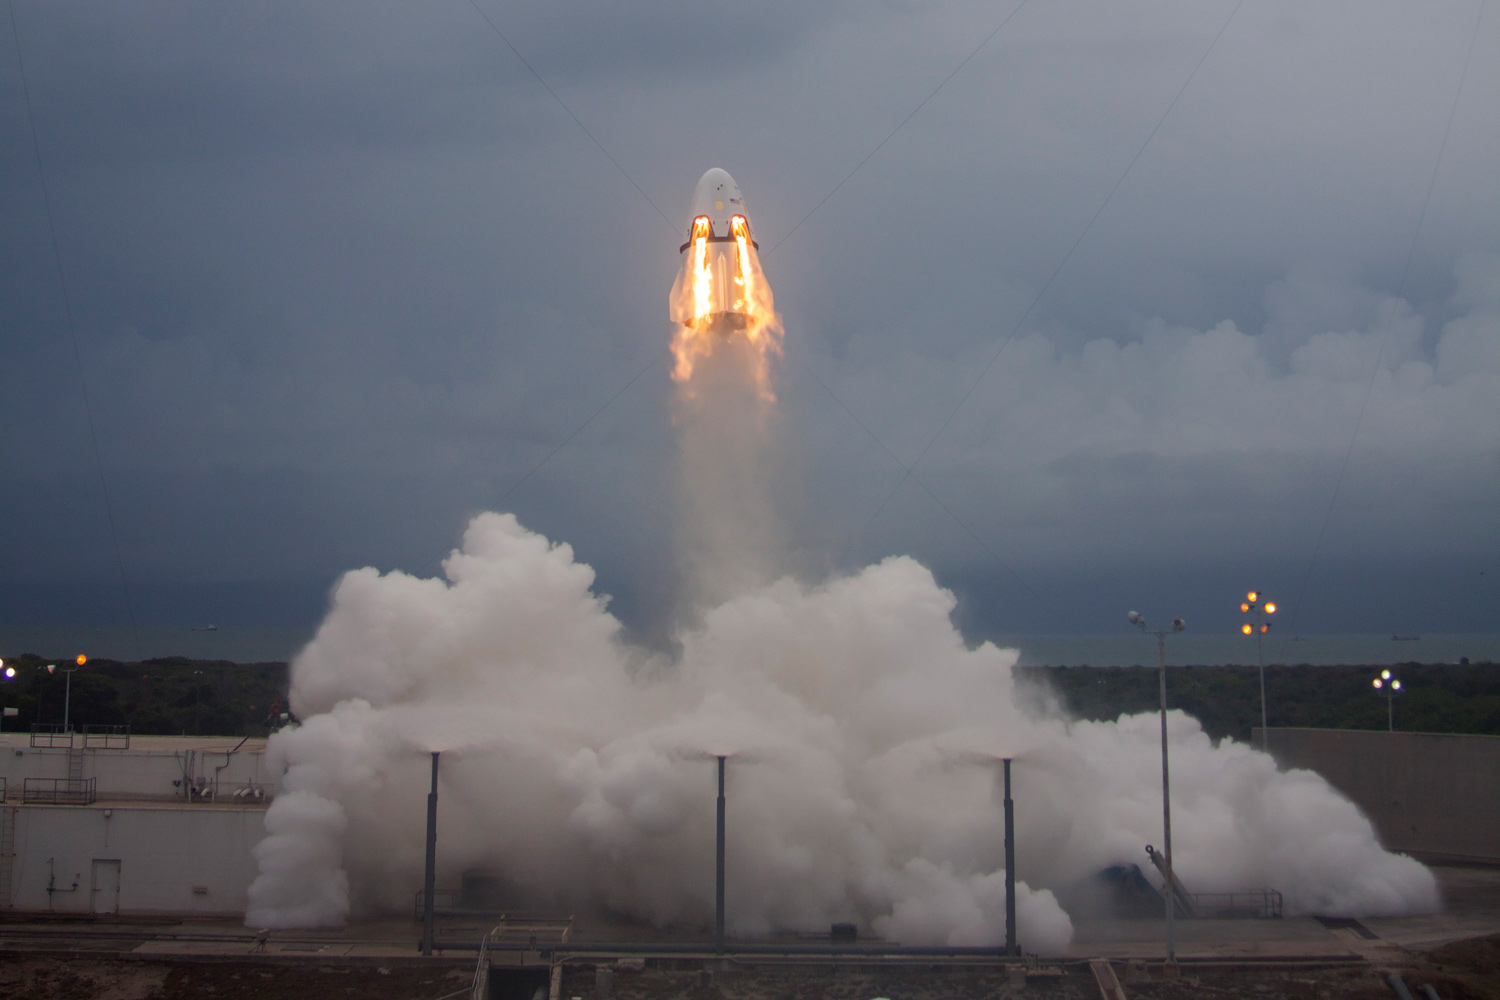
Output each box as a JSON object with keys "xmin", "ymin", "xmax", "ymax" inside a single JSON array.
[
  {"xmin": 1373, "ymin": 678, "xmax": 1383, "ymax": 689},
  {"xmin": 1381, "ymin": 669, "xmax": 1392, "ymax": 679},
  {"xmin": 2, "ymin": 666, "xmax": 13, "ymax": 680},
  {"xmin": 1241, "ymin": 603, "xmax": 1250, "ymax": 612},
  {"xmin": 1392, "ymin": 680, "xmax": 1402, "ymax": 691},
  {"xmin": 76, "ymin": 654, "xmax": 87, "ymax": 666},
  {"xmin": 1264, "ymin": 603, "xmax": 1276, "ymax": 614},
  {"xmin": 1242, "ymin": 624, "xmax": 1253, "ymax": 635},
  {"xmin": 46, "ymin": 664, "xmax": 56, "ymax": 675},
  {"xmin": 1260, "ymin": 624, "xmax": 1269, "ymax": 633},
  {"xmin": 1247, "ymin": 591, "xmax": 1258, "ymax": 603}
]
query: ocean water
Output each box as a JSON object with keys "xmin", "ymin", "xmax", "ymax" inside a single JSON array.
[{"xmin": 1, "ymin": 625, "xmax": 1495, "ymax": 667}]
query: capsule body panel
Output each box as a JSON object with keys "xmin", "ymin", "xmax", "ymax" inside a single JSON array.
[{"xmin": 670, "ymin": 169, "xmax": 767, "ymax": 332}]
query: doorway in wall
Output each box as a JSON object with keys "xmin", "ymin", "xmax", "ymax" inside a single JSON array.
[{"xmin": 91, "ymin": 859, "xmax": 121, "ymax": 915}]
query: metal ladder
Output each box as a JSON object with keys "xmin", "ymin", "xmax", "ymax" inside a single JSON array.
[
  {"xmin": 67, "ymin": 747, "xmax": 85, "ymax": 784},
  {"xmin": 0, "ymin": 808, "xmax": 16, "ymax": 908}
]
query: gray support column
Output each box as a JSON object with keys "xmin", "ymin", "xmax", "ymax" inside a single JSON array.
[
  {"xmin": 1003, "ymin": 757, "xmax": 1017, "ymax": 956},
  {"xmin": 423, "ymin": 751, "xmax": 439, "ymax": 957},
  {"xmin": 715, "ymin": 755, "xmax": 726, "ymax": 955}
]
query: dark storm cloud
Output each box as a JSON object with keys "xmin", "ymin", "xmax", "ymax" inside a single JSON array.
[{"xmin": 1, "ymin": 0, "xmax": 1496, "ymax": 639}]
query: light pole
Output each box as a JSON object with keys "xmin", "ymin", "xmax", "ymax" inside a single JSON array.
[
  {"xmin": 1129, "ymin": 610, "xmax": 1186, "ymax": 967},
  {"xmin": 47, "ymin": 654, "xmax": 86, "ymax": 732},
  {"xmin": 1239, "ymin": 592, "xmax": 1276, "ymax": 746},
  {"xmin": 1, "ymin": 659, "xmax": 15, "ymax": 733},
  {"xmin": 1372, "ymin": 670, "xmax": 1402, "ymax": 732},
  {"xmin": 715, "ymin": 754, "xmax": 727, "ymax": 955}
]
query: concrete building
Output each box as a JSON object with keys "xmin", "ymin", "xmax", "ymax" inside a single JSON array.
[
  {"xmin": 1256, "ymin": 727, "xmax": 1500, "ymax": 864},
  {"xmin": 0, "ymin": 731, "xmax": 274, "ymax": 916}
]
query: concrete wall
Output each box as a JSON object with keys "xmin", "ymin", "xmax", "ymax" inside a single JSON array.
[
  {"xmin": 1256, "ymin": 727, "xmax": 1500, "ymax": 863},
  {"xmin": 0, "ymin": 739, "xmax": 273, "ymax": 801},
  {"xmin": 2, "ymin": 802, "xmax": 265, "ymax": 915}
]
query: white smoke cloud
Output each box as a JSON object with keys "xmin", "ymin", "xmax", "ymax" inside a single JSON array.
[{"xmin": 246, "ymin": 511, "xmax": 1438, "ymax": 949}]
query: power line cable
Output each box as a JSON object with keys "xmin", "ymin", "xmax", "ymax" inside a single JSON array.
[
  {"xmin": 1287, "ymin": 0, "xmax": 1487, "ymax": 635},
  {"xmin": 863, "ymin": 0, "xmax": 1245, "ymax": 526},
  {"xmin": 453, "ymin": 0, "xmax": 1034, "ymax": 520},
  {"xmin": 787, "ymin": 351, "xmax": 1043, "ymax": 603},
  {"xmin": 491, "ymin": 355, "xmax": 666, "ymax": 511},
  {"xmin": 763, "ymin": 0, "xmax": 1032, "ymax": 259},
  {"xmin": 7, "ymin": 0, "xmax": 144, "ymax": 661},
  {"xmin": 464, "ymin": 0, "xmax": 677, "ymax": 235}
]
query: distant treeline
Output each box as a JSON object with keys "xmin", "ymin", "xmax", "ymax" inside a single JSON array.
[
  {"xmin": 0, "ymin": 654, "xmax": 289, "ymax": 737},
  {"xmin": 1, "ymin": 654, "xmax": 1496, "ymax": 742},
  {"xmin": 1019, "ymin": 663, "xmax": 1500, "ymax": 743}
]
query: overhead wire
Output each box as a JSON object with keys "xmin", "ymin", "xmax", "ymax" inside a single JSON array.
[
  {"xmin": 862, "ymin": 0, "xmax": 1246, "ymax": 528},
  {"xmin": 787, "ymin": 351, "xmax": 1043, "ymax": 602},
  {"xmin": 1286, "ymin": 0, "xmax": 1487, "ymax": 635},
  {"xmin": 454, "ymin": 0, "xmax": 1235, "ymax": 618},
  {"xmin": 7, "ymin": 0, "xmax": 144, "ymax": 661},
  {"xmin": 458, "ymin": 0, "xmax": 679, "ymax": 524},
  {"xmin": 455, "ymin": 0, "xmax": 1038, "ymax": 529},
  {"xmin": 465, "ymin": 0, "xmax": 677, "ymax": 235},
  {"xmin": 762, "ymin": 0, "xmax": 1032, "ymax": 259}
]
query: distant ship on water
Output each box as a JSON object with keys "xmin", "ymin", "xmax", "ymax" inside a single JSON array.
[{"xmin": 190, "ymin": 625, "xmax": 218, "ymax": 632}]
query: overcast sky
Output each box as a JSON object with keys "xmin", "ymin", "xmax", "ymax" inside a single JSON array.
[{"xmin": 2, "ymin": 0, "xmax": 1497, "ymax": 641}]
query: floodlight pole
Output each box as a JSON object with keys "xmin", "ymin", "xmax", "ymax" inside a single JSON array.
[
  {"xmin": 423, "ymin": 751, "xmax": 439, "ymax": 957},
  {"xmin": 1155, "ymin": 629, "xmax": 1175, "ymax": 965},
  {"xmin": 715, "ymin": 755, "xmax": 726, "ymax": 955},
  {"xmin": 1255, "ymin": 611, "xmax": 1266, "ymax": 739},
  {"xmin": 1131, "ymin": 612, "xmax": 1184, "ymax": 967}
]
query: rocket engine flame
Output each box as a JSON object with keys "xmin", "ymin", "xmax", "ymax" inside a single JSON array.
[{"xmin": 669, "ymin": 171, "xmax": 782, "ymax": 397}]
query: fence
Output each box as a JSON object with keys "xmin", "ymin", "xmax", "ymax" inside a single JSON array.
[
  {"xmin": 22, "ymin": 778, "xmax": 97, "ymax": 805},
  {"xmin": 28, "ymin": 725, "xmax": 72, "ymax": 750},
  {"xmin": 82, "ymin": 725, "xmax": 130, "ymax": 750},
  {"xmin": 1192, "ymin": 889, "xmax": 1283, "ymax": 919}
]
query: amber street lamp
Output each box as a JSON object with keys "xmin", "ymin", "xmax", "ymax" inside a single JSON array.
[
  {"xmin": 1240, "ymin": 593, "xmax": 1276, "ymax": 744},
  {"xmin": 1372, "ymin": 669, "xmax": 1402, "ymax": 732}
]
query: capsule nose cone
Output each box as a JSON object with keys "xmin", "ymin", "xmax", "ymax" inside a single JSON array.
[{"xmin": 689, "ymin": 168, "xmax": 749, "ymax": 240}]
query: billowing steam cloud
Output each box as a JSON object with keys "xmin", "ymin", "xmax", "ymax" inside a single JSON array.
[
  {"xmin": 245, "ymin": 192, "xmax": 1438, "ymax": 948},
  {"xmin": 246, "ymin": 512, "xmax": 1437, "ymax": 947}
]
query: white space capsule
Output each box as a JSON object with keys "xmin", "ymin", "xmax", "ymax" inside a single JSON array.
[{"xmin": 670, "ymin": 168, "xmax": 764, "ymax": 332}]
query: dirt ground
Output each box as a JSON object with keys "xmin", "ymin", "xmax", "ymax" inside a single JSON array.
[{"xmin": 0, "ymin": 935, "xmax": 1496, "ymax": 1000}]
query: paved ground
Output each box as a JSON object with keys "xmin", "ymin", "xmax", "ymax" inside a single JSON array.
[{"xmin": 0, "ymin": 865, "xmax": 1496, "ymax": 998}]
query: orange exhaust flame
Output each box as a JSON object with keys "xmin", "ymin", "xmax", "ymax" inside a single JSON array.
[{"xmin": 668, "ymin": 214, "xmax": 782, "ymax": 398}]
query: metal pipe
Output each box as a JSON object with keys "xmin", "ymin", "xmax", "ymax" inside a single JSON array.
[
  {"xmin": 716, "ymin": 754, "xmax": 726, "ymax": 955},
  {"xmin": 1003, "ymin": 757, "xmax": 1016, "ymax": 956},
  {"xmin": 1157, "ymin": 631, "xmax": 1175, "ymax": 965},
  {"xmin": 435, "ymin": 941, "xmax": 1034, "ymax": 957},
  {"xmin": 1386, "ymin": 973, "xmax": 1415, "ymax": 1000},
  {"xmin": 423, "ymin": 751, "xmax": 439, "ymax": 957}
]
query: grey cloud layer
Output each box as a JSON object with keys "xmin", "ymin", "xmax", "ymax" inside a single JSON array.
[{"xmin": 1, "ymin": 0, "xmax": 1495, "ymax": 634}]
